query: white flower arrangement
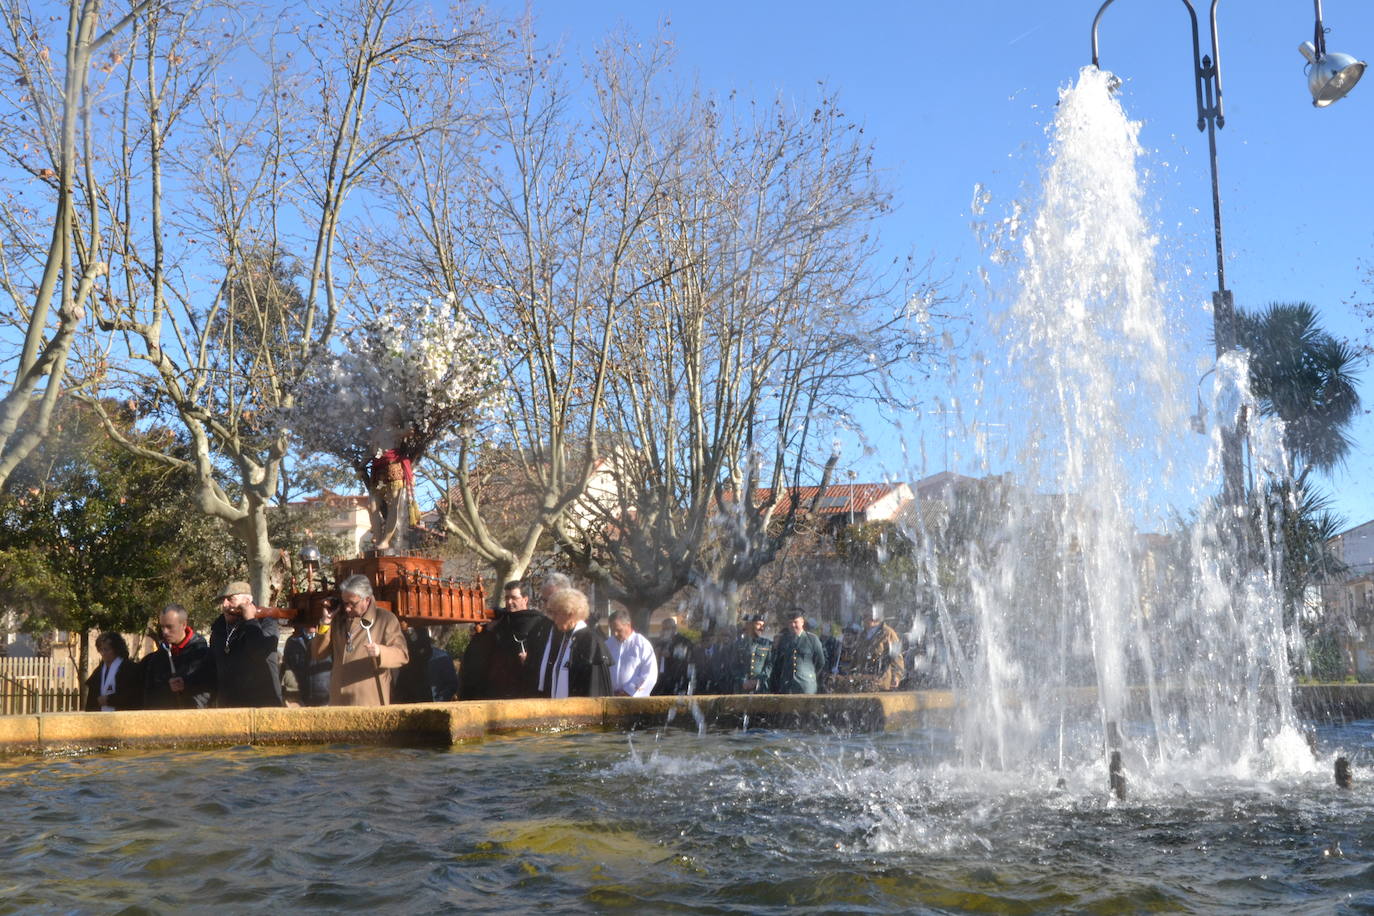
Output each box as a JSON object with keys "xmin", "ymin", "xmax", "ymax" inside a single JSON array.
[{"xmin": 288, "ymin": 295, "xmax": 504, "ymax": 471}]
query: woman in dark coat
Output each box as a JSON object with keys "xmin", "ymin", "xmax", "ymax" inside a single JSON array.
[
  {"xmin": 85, "ymin": 632, "xmax": 143, "ymax": 711},
  {"xmin": 537, "ymin": 588, "xmax": 611, "ymax": 699}
]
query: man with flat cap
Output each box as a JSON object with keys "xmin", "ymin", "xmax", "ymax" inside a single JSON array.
[{"xmin": 208, "ymin": 580, "xmax": 284, "ymax": 707}]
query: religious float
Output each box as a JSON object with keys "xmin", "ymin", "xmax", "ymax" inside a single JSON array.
[{"xmin": 277, "ymin": 297, "xmax": 501, "ymax": 628}]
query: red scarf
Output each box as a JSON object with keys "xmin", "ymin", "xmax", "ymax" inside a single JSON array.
[{"xmin": 170, "ymin": 627, "xmax": 195, "ymax": 655}]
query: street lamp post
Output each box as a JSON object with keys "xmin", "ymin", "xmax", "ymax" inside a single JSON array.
[{"xmin": 1090, "ymin": 0, "xmax": 1364, "ymax": 509}]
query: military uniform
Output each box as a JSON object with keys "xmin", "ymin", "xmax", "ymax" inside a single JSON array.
[
  {"xmin": 730, "ymin": 634, "xmax": 772, "ymax": 693},
  {"xmin": 768, "ymin": 629, "xmax": 827, "ymax": 694}
]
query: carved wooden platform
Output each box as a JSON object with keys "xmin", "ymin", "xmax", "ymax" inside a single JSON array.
[{"xmin": 285, "ymin": 555, "xmax": 489, "ymax": 626}]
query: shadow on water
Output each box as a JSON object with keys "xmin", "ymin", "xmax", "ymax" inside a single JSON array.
[{"xmin": 0, "ymin": 722, "xmax": 1371, "ymax": 914}]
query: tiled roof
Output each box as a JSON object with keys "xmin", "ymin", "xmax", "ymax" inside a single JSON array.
[{"xmin": 751, "ymin": 483, "xmax": 904, "ymax": 516}]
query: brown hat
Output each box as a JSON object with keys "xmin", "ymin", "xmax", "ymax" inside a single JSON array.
[{"xmin": 217, "ymin": 581, "xmax": 253, "ymax": 600}]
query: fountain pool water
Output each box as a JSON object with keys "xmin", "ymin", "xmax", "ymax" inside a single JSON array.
[{"xmin": 1, "ymin": 723, "xmax": 1370, "ymax": 913}]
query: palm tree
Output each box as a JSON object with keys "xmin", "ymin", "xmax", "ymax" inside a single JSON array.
[
  {"xmin": 1235, "ymin": 301, "xmax": 1361, "ymax": 475},
  {"xmin": 1232, "ymin": 303, "xmax": 1360, "ymax": 677}
]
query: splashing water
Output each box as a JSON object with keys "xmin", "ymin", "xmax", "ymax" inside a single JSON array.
[{"xmin": 924, "ymin": 67, "xmax": 1310, "ymax": 783}]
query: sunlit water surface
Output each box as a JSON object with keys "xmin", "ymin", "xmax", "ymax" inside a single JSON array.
[{"xmin": 1, "ymin": 721, "xmax": 1372, "ymax": 914}]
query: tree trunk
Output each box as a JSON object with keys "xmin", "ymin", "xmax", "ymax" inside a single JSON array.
[
  {"xmin": 491, "ymin": 558, "xmax": 515, "ymax": 593},
  {"xmin": 623, "ymin": 595, "xmax": 672, "ymax": 635},
  {"xmin": 234, "ymin": 502, "xmax": 277, "ymax": 607}
]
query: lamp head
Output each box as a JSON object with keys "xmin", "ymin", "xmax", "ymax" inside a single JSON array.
[
  {"xmin": 299, "ymin": 542, "xmax": 322, "ymax": 565},
  {"xmin": 1300, "ymin": 41, "xmax": 1366, "ymax": 107}
]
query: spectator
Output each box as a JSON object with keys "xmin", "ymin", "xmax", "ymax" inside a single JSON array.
[
  {"xmin": 209, "ymin": 581, "xmax": 284, "ymax": 708},
  {"xmin": 842, "ymin": 606, "xmax": 906, "ymax": 692},
  {"xmin": 838, "ymin": 622, "xmax": 862, "ymax": 678},
  {"xmin": 818, "ymin": 621, "xmax": 842, "ymax": 693},
  {"xmin": 652, "ymin": 615, "xmax": 699, "ymax": 696},
  {"xmin": 698, "ymin": 620, "xmax": 735, "ymax": 695},
  {"xmin": 536, "ymin": 588, "xmax": 611, "ymax": 698},
  {"xmin": 605, "ymin": 610, "xmax": 657, "ymax": 697},
  {"xmin": 538, "ymin": 572, "xmax": 573, "ymax": 613},
  {"xmin": 493, "ymin": 580, "xmax": 553, "ymax": 699},
  {"xmin": 428, "ymin": 641, "xmax": 460, "ymax": 701},
  {"xmin": 85, "ymin": 632, "xmax": 142, "ymax": 711},
  {"xmin": 768, "ymin": 609, "xmax": 828, "ymax": 695},
  {"xmin": 392, "ymin": 626, "xmax": 436, "ymax": 704},
  {"xmin": 461, "ymin": 580, "xmax": 553, "ymax": 700},
  {"xmin": 729, "ymin": 614, "xmax": 773, "ymax": 693},
  {"xmin": 311, "ymin": 574, "xmax": 409, "ymax": 706},
  {"xmin": 282, "ymin": 621, "xmax": 331, "ymax": 707},
  {"xmin": 143, "ymin": 604, "xmax": 213, "ymax": 709}
]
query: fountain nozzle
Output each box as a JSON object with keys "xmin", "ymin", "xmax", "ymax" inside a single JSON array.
[
  {"xmin": 1335, "ymin": 756, "xmax": 1352, "ymax": 789},
  {"xmin": 1109, "ymin": 750, "xmax": 1127, "ymax": 800}
]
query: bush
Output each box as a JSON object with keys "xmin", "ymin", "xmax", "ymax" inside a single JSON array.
[{"xmin": 444, "ymin": 625, "xmax": 473, "ymax": 661}]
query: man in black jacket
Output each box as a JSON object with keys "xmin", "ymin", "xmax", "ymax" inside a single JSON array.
[
  {"xmin": 536, "ymin": 587, "xmax": 611, "ymax": 699},
  {"xmin": 208, "ymin": 581, "xmax": 284, "ymax": 707},
  {"xmin": 143, "ymin": 603, "xmax": 214, "ymax": 709},
  {"xmin": 461, "ymin": 580, "xmax": 553, "ymax": 700},
  {"xmin": 282, "ymin": 622, "xmax": 331, "ymax": 706},
  {"xmin": 652, "ymin": 615, "xmax": 698, "ymax": 696}
]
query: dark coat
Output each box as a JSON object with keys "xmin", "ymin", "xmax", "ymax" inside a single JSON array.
[
  {"xmin": 209, "ymin": 614, "xmax": 284, "ymax": 708},
  {"xmin": 84, "ymin": 657, "xmax": 143, "ymax": 711},
  {"xmin": 462, "ymin": 610, "xmax": 552, "ymax": 700},
  {"xmin": 768, "ymin": 630, "xmax": 827, "ymax": 695},
  {"xmin": 392, "ymin": 629, "xmax": 436, "ymax": 704},
  {"xmin": 143, "ymin": 631, "xmax": 214, "ymax": 709},
  {"xmin": 428, "ymin": 648, "xmax": 460, "ymax": 701},
  {"xmin": 458, "ymin": 624, "xmax": 495, "ymax": 700},
  {"xmin": 652, "ymin": 632, "xmax": 699, "ymax": 696},
  {"xmin": 698, "ymin": 636, "xmax": 736, "ymax": 695},
  {"xmin": 565, "ymin": 626, "xmax": 613, "ymax": 698},
  {"xmin": 283, "ymin": 632, "xmax": 331, "ymax": 706}
]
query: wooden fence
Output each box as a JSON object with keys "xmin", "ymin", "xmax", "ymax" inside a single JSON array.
[{"xmin": 0, "ymin": 656, "xmax": 81, "ymax": 715}]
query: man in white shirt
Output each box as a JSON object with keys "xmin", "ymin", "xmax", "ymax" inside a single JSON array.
[{"xmin": 605, "ymin": 610, "xmax": 657, "ymax": 697}]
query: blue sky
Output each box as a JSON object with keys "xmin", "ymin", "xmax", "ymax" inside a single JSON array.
[{"xmin": 494, "ymin": 0, "xmax": 1373, "ymax": 529}]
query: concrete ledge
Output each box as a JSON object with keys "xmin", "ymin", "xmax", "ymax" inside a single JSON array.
[
  {"xmin": 1, "ymin": 685, "xmax": 1369, "ymax": 756},
  {"xmin": 0, "ymin": 714, "xmax": 40, "ymax": 754},
  {"xmin": 250, "ymin": 705, "xmax": 454, "ymax": 747},
  {"xmin": 35, "ymin": 708, "xmax": 254, "ymax": 752}
]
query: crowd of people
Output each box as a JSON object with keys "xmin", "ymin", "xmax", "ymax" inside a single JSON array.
[
  {"xmin": 457, "ymin": 575, "xmax": 913, "ymax": 701},
  {"xmin": 83, "ymin": 572, "xmax": 914, "ymax": 712},
  {"xmin": 85, "ymin": 576, "xmax": 454, "ymax": 712}
]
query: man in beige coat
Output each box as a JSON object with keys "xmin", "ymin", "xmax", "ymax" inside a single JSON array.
[
  {"xmin": 311, "ymin": 574, "xmax": 408, "ymax": 705},
  {"xmin": 837, "ymin": 606, "xmax": 905, "ymax": 692}
]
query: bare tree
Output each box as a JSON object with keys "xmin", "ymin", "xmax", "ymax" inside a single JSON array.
[
  {"xmin": 80, "ymin": 0, "xmax": 494, "ymax": 600},
  {"xmin": 555, "ymin": 89, "xmax": 940, "ymax": 629},
  {"xmin": 0, "ymin": 1, "xmax": 157, "ymax": 489},
  {"xmin": 367, "ymin": 29, "xmax": 691, "ymax": 588}
]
